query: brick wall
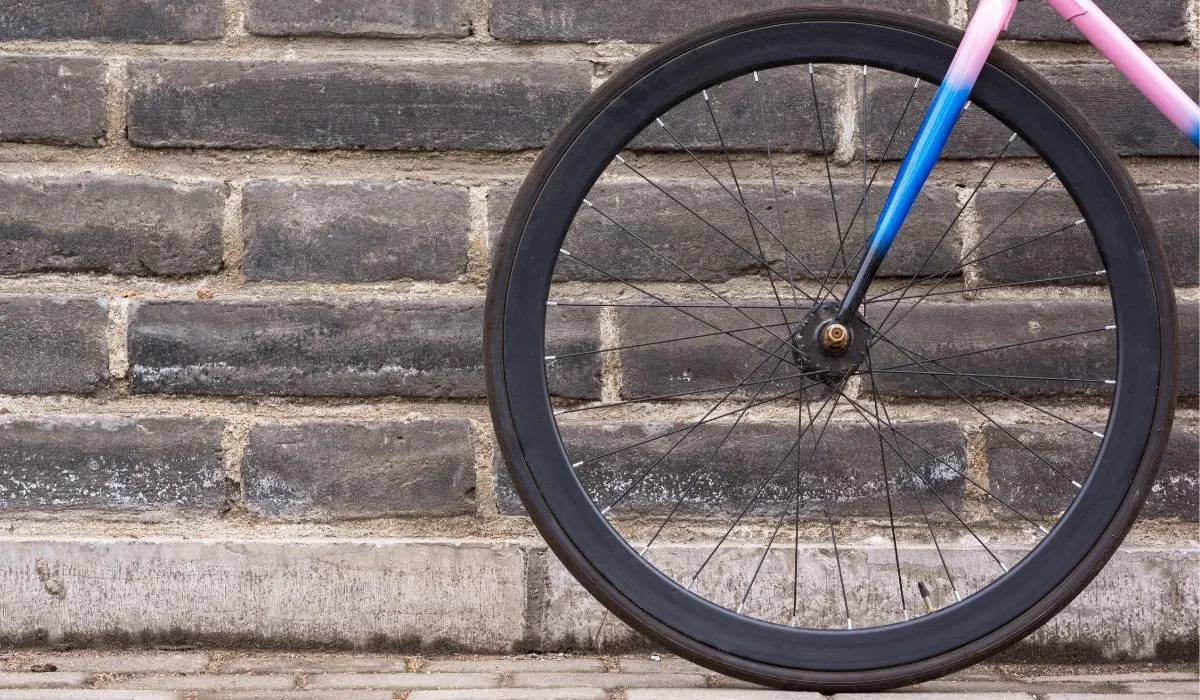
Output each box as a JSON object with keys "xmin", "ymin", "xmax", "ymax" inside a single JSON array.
[{"xmin": 0, "ymin": 0, "xmax": 1195, "ymax": 657}]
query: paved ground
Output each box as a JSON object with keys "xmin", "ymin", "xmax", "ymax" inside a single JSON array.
[{"xmin": 0, "ymin": 651, "xmax": 1195, "ymax": 699}]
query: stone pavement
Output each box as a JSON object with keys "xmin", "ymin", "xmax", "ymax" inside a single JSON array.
[{"xmin": 0, "ymin": 651, "xmax": 1195, "ymax": 699}]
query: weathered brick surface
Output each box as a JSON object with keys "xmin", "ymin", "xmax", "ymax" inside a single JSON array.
[
  {"xmin": 243, "ymin": 181, "xmax": 469, "ymax": 283},
  {"xmin": 0, "ymin": 416, "xmax": 225, "ymax": 514},
  {"xmin": 128, "ymin": 60, "xmax": 592, "ymax": 150},
  {"xmin": 245, "ymin": 0, "xmax": 470, "ymax": 38},
  {"xmin": 491, "ymin": 0, "xmax": 949, "ymax": 41},
  {"xmin": 496, "ymin": 420, "xmax": 966, "ymax": 518},
  {"xmin": 0, "ymin": 175, "xmax": 224, "ymax": 276},
  {"xmin": 0, "ymin": 57, "xmax": 106, "ymax": 146},
  {"xmin": 987, "ymin": 425, "xmax": 1198, "ymax": 521},
  {"xmin": 868, "ymin": 300, "xmax": 1118, "ymax": 398},
  {"xmin": 0, "ymin": 0, "xmax": 223, "ymax": 41},
  {"xmin": 0, "ymin": 296, "xmax": 108, "ymax": 394},
  {"xmin": 973, "ymin": 186, "xmax": 1200, "ymax": 287},
  {"xmin": 129, "ymin": 299, "xmax": 599, "ymax": 398},
  {"xmin": 244, "ymin": 419, "xmax": 476, "ymax": 518},
  {"xmin": 980, "ymin": 0, "xmax": 1190, "ymax": 42},
  {"xmin": 491, "ymin": 181, "xmax": 961, "ymax": 282},
  {"xmin": 866, "ymin": 63, "xmax": 1200, "ymax": 158}
]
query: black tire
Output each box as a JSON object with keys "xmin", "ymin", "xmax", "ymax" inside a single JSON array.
[{"xmin": 485, "ymin": 7, "xmax": 1177, "ymax": 692}]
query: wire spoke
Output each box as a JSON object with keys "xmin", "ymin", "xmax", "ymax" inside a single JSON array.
[
  {"xmin": 688, "ymin": 383, "xmax": 847, "ymax": 588},
  {"xmin": 597, "ymin": 346, "xmax": 793, "ymax": 511},
  {"xmin": 557, "ymin": 249, "xmax": 803, "ymax": 360},
  {"xmin": 613, "ymin": 152, "xmax": 825, "ymax": 304},
  {"xmin": 872, "ymin": 326, "xmax": 1116, "ymax": 375},
  {"xmin": 547, "ymin": 319, "xmax": 794, "ymax": 361},
  {"xmin": 578, "ymin": 200, "xmax": 804, "ymax": 353},
  {"xmin": 871, "ymin": 328, "xmax": 1109, "ymax": 439},
  {"xmin": 866, "ymin": 329, "xmax": 1091, "ymax": 488},
  {"xmin": 863, "ymin": 349, "xmax": 908, "ymax": 620},
  {"xmin": 839, "ymin": 393, "xmax": 1010, "ymax": 573}
]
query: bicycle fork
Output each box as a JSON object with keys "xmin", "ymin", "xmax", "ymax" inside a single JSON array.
[
  {"xmin": 835, "ymin": 0, "xmax": 1018, "ymax": 324},
  {"xmin": 835, "ymin": 0, "xmax": 1200, "ymax": 325}
]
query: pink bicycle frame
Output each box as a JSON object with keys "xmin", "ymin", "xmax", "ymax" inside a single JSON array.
[{"xmin": 837, "ymin": 0, "xmax": 1199, "ymax": 319}]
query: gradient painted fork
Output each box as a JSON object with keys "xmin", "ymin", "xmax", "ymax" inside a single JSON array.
[{"xmin": 836, "ymin": 0, "xmax": 1200, "ymax": 323}]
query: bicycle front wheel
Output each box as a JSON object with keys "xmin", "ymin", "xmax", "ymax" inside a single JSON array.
[{"xmin": 485, "ymin": 7, "xmax": 1177, "ymax": 691}]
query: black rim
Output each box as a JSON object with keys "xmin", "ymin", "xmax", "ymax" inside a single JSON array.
[{"xmin": 487, "ymin": 8, "xmax": 1173, "ymax": 687}]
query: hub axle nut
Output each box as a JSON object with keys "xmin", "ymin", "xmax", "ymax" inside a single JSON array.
[{"xmin": 821, "ymin": 323, "xmax": 851, "ymax": 353}]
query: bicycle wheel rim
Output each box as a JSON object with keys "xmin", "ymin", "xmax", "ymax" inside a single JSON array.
[{"xmin": 487, "ymin": 8, "xmax": 1174, "ymax": 684}]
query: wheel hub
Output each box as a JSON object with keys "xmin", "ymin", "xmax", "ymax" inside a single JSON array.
[{"xmin": 792, "ymin": 302, "xmax": 871, "ymax": 383}]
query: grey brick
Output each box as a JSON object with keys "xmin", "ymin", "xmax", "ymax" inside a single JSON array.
[
  {"xmin": 0, "ymin": 56, "xmax": 105, "ymax": 146},
  {"xmin": 304, "ymin": 673, "xmax": 498, "ymax": 690},
  {"xmin": 103, "ymin": 676, "xmax": 294, "ymax": 691},
  {"xmin": 128, "ymin": 60, "xmax": 591, "ymax": 151},
  {"xmin": 244, "ymin": 419, "xmax": 476, "ymax": 518},
  {"xmin": 1180, "ymin": 300, "xmax": 1198, "ymax": 397},
  {"xmin": 491, "ymin": 0, "xmax": 949, "ymax": 42},
  {"xmin": 865, "ymin": 63, "xmax": 1200, "ymax": 159},
  {"xmin": 491, "ymin": 180, "xmax": 960, "ymax": 283},
  {"xmin": 0, "ymin": 0, "xmax": 222, "ymax": 41},
  {"xmin": 613, "ymin": 302, "xmax": 803, "ymax": 400},
  {"xmin": 0, "ymin": 296, "xmax": 108, "ymax": 394},
  {"xmin": 510, "ymin": 673, "xmax": 706, "ymax": 689},
  {"xmin": 628, "ymin": 65, "xmax": 838, "ymax": 153},
  {"xmin": 1147, "ymin": 188, "xmax": 1200, "ymax": 286},
  {"xmin": 0, "ymin": 416, "xmax": 225, "ymax": 515},
  {"xmin": 987, "ymin": 424, "xmax": 1198, "ymax": 521},
  {"xmin": 974, "ymin": 186, "xmax": 1200, "ymax": 287},
  {"xmin": 129, "ymin": 299, "xmax": 599, "ymax": 398},
  {"xmin": 977, "ymin": 0, "xmax": 1190, "ymax": 42},
  {"xmin": 0, "ymin": 175, "xmax": 224, "ymax": 277},
  {"xmin": 245, "ymin": 0, "xmax": 469, "ymax": 38},
  {"xmin": 0, "ymin": 672, "xmax": 88, "ymax": 688},
  {"xmin": 496, "ymin": 420, "xmax": 966, "ymax": 519},
  {"xmin": 868, "ymin": 300, "xmax": 1118, "ymax": 398},
  {"xmin": 220, "ymin": 654, "xmax": 407, "ymax": 673},
  {"xmin": 243, "ymin": 181, "xmax": 469, "ymax": 283},
  {"xmin": 24, "ymin": 652, "xmax": 209, "ymax": 674},
  {"xmin": 409, "ymin": 690, "xmax": 605, "ymax": 700}
]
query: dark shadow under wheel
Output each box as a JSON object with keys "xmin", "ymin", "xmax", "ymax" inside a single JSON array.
[{"xmin": 485, "ymin": 7, "xmax": 1177, "ymax": 692}]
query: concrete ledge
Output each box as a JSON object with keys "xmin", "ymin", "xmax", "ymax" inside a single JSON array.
[
  {"xmin": 0, "ymin": 538, "xmax": 526, "ymax": 652},
  {"xmin": 0, "ymin": 538, "xmax": 1194, "ymax": 662}
]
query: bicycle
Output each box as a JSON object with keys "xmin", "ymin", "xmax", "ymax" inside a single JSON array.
[{"xmin": 485, "ymin": 0, "xmax": 1198, "ymax": 691}]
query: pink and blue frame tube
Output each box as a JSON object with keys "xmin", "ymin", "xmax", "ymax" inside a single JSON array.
[
  {"xmin": 837, "ymin": 0, "xmax": 1018, "ymax": 321},
  {"xmin": 1044, "ymin": 0, "xmax": 1200, "ymax": 146}
]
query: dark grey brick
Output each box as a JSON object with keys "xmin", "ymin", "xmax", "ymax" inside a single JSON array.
[
  {"xmin": 976, "ymin": 0, "xmax": 1190, "ymax": 42},
  {"xmin": 865, "ymin": 63, "xmax": 1200, "ymax": 159},
  {"xmin": 0, "ymin": 0, "xmax": 223, "ymax": 41},
  {"xmin": 0, "ymin": 296, "xmax": 108, "ymax": 394},
  {"xmin": 491, "ymin": 180, "xmax": 961, "ymax": 283},
  {"xmin": 128, "ymin": 60, "xmax": 591, "ymax": 151},
  {"xmin": 243, "ymin": 181, "xmax": 469, "ymax": 283},
  {"xmin": 1147, "ymin": 187, "xmax": 1200, "ymax": 286},
  {"xmin": 0, "ymin": 416, "xmax": 225, "ymax": 514},
  {"xmin": 0, "ymin": 56, "xmax": 105, "ymax": 146},
  {"xmin": 869, "ymin": 300, "xmax": 1117, "ymax": 398},
  {"xmin": 628, "ymin": 65, "xmax": 838, "ymax": 153},
  {"xmin": 615, "ymin": 302, "xmax": 809, "ymax": 401},
  {"xmin": 496, "ymin": 420, "xmax": 965, "ymax": 519},
  {"xmin": 975, "ymin": 186, "xmax": 1200, "ymax": 286},
  {"xmin": 245, "ymin": 0, "xmax": 469, "ymax": 38},
  {"xmin": 986, "ymin": 424, "xmax": 1197, "ymax": 520},
  {"xmin": 0, "ymin": 175, "xmax": 224, "ymax": 276},
  {"xmin": 1180, "ymin": 297, "xmax": 1198, "ymax": 397},
  {"xmin": 129, "ymin": 299, "xmax": 599, "ymax": 398},
  {"xmin": 492, "ymin": 0, "xmax": 949, "ymax": 41},
  {"xmin": 245, "ymin": 420, "xmax": 475, "ymax": 518}
]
